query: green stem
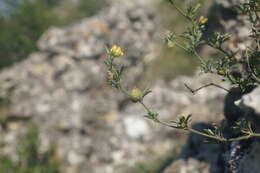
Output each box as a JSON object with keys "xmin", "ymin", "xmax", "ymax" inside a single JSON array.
[
  {"xmin": 188, "ymin": 128, "xmax": 227, "ymax": 142},
  {"xmin": 252, "ymin": 133, "xmax": 260, "ymax": 137},
  {"xmin": 206, "ymin": 43, "xmax": 233, "ymax": 59},
  {"xmin": 156, "ymin": 119, "xmax": 178, "ymax": 128},
  {"xmin": 227, "ymin": 135, "xmax": 252, "ymax": 142},
  {"xmin": 119, "ymin": 84, "xmax": 130, "ymax": 97},
  {"xmin": 175, "ymin": 42, "xmax": 207, "ymax": 71},
  {"xmin": 168, "ymin": 0, "xmax": 190, "ymax": 21},
  {"xmin": 217, "ymin": 47, "xmax": 233, "ymax": 59},
  {"xmin": 140, "ymin": 101, "xmax": 151, "ymax": 113},
  {"xmin": 188, "ymin": 128, "xmax": 260, "ymax": 142},
  {"xmin": 193, "ymin": 49, "xmax": 206, "ymax": 66},
  {"xmin": 175, "ymin": 41, "xmax": 189, "ymax": 52}
]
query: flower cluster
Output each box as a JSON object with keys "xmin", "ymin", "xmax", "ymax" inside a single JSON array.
[{"xmin": 110, "ymin": 45, "xmax": 124, "ymax": 57}]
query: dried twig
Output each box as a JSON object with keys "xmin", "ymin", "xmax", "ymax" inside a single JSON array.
[{"xmin": 184, "ymin": 83, "xmax": 230, "ymax": 94}]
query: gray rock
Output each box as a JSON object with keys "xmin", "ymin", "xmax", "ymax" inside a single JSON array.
[
  {"xmin": 235, "ymin": 86, "xmax": 260, "ymax": 130},
  {"xmin": 237, "ymin": 141, "xmax": 260, "ymax": 173},
  {"xmin": 216, "ymin": 0, "xmax": 244, "ymax": 8},
  {"xmin": 164, "ymin": 158, "xmax": 210, "ymax": 173},
  {"xmin": 235, "ymin": 86, "xmax": 260, "ymax": 114}
]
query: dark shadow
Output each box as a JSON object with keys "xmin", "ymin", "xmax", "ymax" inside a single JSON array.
[{"xmin": 178, "ymin": 122, "xmax": 226, "ymax": 173}]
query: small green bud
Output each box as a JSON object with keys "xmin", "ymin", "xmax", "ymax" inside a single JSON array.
[
  {"xmin": 217, "ymin": 69, "xmax": 226, "ymax": 76},
  {"xmin": 167, "ymin": 40, "xmax": 174, "ymax": 48},
  {"xmin": 130, "ymin": 88, "xmax": 143, "ymax": 102},
  {"xmin": 107, "ymin": 71, "xmax": 114, "ymax": 81}
]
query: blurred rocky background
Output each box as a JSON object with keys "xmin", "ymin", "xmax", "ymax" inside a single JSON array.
[{"xmin": 0, "ymin": 0, "xmax": 259, "ymax": 173}]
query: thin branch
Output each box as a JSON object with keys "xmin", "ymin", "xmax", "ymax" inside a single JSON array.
[
  {"xmin": 193, "ymin": 50, "xmax": 207, "ymax": 67},
  {"xmin": 184, "ymin": 83, "xmax": 230, "ymax": 94},
  {"xmin": 156, "ymin": 119, "xmax": 178, "ymax": 129},
  {"xmin": 140, "ymin": 101, "xmax": 179, "ymax": 128},
  {"xmin": 188, "ymin": 128, "xmax": 226, "ymax": 142},
  {"xmin": 206, "ymin": 42, "xmax": 234, "ymax": 59},
  {"xmin": 188, "ymin": 127, "xmax": 260, "ymax": 142},
  {"xmin": 252, "ymin": 133, "xmax": 260, "ymax": 137},
  {"xmin": 118, "ymin": 83, "xmax": 130, "ymax": 97},
  {"xmin": 245, "ymin": 48, "xmax": 260, "ymax": 83},
  {"xmin": 227, "ymin": 135, "xmax": 252, "ymax": 142},
  {"xmin": 155, "ymin": 119, "xmax": 260, "ymax": 143},
  {"xmin": 140, "ymin": 101, "xmax": 151, "ymax": 113},
  {"xmin": 174, "ymin": 41, "xmax": 190, "ymax": 52},
  {"xmin": 175, "ymin": 42, "xmax": 206, "ymax": 67},
  {"xmin": 168, "ymin": 0, "xmax": 190, "ymax": 21}
]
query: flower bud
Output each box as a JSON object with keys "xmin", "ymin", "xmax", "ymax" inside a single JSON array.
[
  {"xmin": 107, "ymin": 71, "xmax": 114, "ymax": 81},
  {"xmin": 167, "ymin": 40, "xmax": 174, "ymax": 48},
  {"xmin": 130, "ymin": 88, "xmax": 143, "ymax": 102},
  {"xmin": 110, "ymin": 45, "xmax": 124, "ymax": 57},
  {"xmin": 217, "ymin": 69, "xmax": 226, "ymax": 76},
  {"xmin": 199, "ymin": 16, "xmax": 208, "ymax": 24}
]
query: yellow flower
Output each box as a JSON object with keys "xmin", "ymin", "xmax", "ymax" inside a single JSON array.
[
  {"xmin": 130, "ymin": 88, "xmax": 143, "ymax": 102},
  {"xmin": 199, "ymin": 16, "xmax": 208, "ymax": 24},
  {"xmin": 110, "ymin": 45, "xmax": 124, "ymax": 57},
  {"xmin": 167, "ymin": 40, "xmax": 174, "ymax": 48},
  {"xmin": 217, "ymin": 69, "xmax": 226, "ymax": 76}
]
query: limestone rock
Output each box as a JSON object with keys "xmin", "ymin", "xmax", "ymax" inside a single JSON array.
[
  {"xmin": 0, "ymin": 1, "xmax": 160, "ymax": 173},
  {"xmin": 164, "ymin": 159, "xmax": 210, "ymax": 173},
  {"xmin": 235, "ymin": 86, "xmax": 260, "ymax": 115}
]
